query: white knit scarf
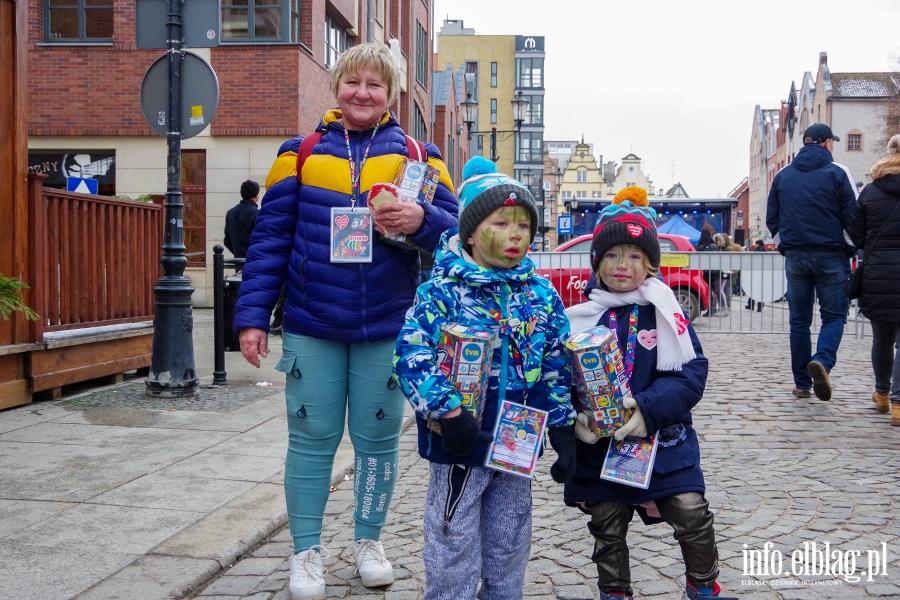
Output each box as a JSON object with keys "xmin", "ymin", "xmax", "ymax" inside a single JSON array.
[{"xmin": 566, "ymin": 277, "xmax": 696, "ymax": 371}]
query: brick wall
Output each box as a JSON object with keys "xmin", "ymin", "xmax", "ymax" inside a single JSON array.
[{"xmin": 27, "ymin": 0, "xmax": 429, "ymax": 139}]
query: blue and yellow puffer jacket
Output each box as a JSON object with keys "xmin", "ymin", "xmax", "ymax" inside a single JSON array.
[{"xmin": 233, "ymin": 110, "xmax": 459, "ymax": 343}]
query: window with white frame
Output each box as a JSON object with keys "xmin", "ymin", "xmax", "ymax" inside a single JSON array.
[
  {"xmin": 45, "ymin": 0, "xmax": 113, "ymax": 42},
  {"xmin": 576, "ymin": 191, "xmax": 586, "ymax": 199},
  {"xmin": 543, "ymin": 180, "xmax": 551, "ymax": 191},
  {"xmin": 561, "ymin": 190, "xmax": 572, "ymax": 199},
  {"xmin": 516, "ymin": 132, "xmax": 543, "ymax": 162},
  {"xmin": 325, "ymin": 15, "xmax": 349, "ymax": 67},
  {"xmin": 516, "ymin": 57, "xmax": 544, "ymax": 88},
  {"xmin": 490, "ymin": 99, "xmax": 497, "ymax": 124},
  {"xmin": 222, "ymin": 0, "xmax": 299, "ymax": 43},
  {"xmin": 522, "ymin": 95, "xmax": 543, "ymax": 125},
  {"xmin": 576, "ymin": 169, "xmax": 587, "ymax": 182},
  {"xmin": 592, "ymin": 191, "xmax": 602, "ymax": 198}
]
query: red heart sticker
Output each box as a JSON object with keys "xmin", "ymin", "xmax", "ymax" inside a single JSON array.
[
  {"xmin": 335, "ymin": 215, "xmax": 349, "ymax": 230},
  {"xmin": 674, "ymin": 313, "xmax": 688, "ymax": 335},
  {"xmin": 626, "ymin": 223, "xmax": 643, "ymax": 238}
]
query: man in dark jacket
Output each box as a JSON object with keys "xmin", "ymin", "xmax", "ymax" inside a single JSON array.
[
  {"xmin": 224, "ymin": 180, "xmax": 260, "ymax": 259},
  {"xmin": 766, "ymin": 124, "xmax": 858, "ymax": 401}
]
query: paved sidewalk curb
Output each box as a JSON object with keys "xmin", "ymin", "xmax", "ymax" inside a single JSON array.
[{"xmin": 73, "ymin": 412, "xmax": 417, "ymax": 600}]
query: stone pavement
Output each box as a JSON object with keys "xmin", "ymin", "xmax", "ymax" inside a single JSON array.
[
  {"xmin": 189, "ymin": 330, "xmax": 900, "ymax": 600},
  {"xmin": 0, "ymin": 310, "xmax": 400, "ymax": 600}
]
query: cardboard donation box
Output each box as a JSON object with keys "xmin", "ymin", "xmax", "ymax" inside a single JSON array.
[
  {"xmin": 367, "ymin": 158, "xmax": 440, "ymax": 248},
  {"xmin": 429, "ymin": 323, "xmax": 497, "ymax": 434},
  {"xmin": 564, "ymin": 326, "xmax": 631, "ymax": 437}
]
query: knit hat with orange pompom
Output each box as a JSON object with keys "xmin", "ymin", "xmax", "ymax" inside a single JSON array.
[{"xmin": 590, "ymin": 186, "xmax": 660, "ymax": 271}]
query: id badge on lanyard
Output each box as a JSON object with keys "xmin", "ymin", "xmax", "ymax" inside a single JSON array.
[{"xmin": 330, "ymin": 207, "xmax": 373, "ymax": 263}]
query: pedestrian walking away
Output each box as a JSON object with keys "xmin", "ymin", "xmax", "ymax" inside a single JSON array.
[
  {"xmin": 565, "ymin": 194, "xmax": 736, "ymax": 600},
  {"xmin": 223, "ymin": 179, "xmax": 260, "ymax": 263},
  {"xmin": 232, "ymin": 43, "xmax": 459, "ymax": 600},
  {"xmin": 847, "ymin": 134, "xmax": 900, "ymax": 425},
  {"xmin": 766, "ymin": 123, "xmax": 858, "ymax": 401},
  {"xmin": 393, "ymin": 157, "xmax": 576, "ymax": 600}
]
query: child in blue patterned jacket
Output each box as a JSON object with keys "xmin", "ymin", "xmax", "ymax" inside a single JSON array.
[{"xmin": 393, "ymin": 157, "xmax": 577, "ymax": 600}]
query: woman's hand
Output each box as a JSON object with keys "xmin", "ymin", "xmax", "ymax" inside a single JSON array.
[
  {"xmin": 239, "ymin": 327, "xmax": 268, "ymax": 368},
  {"xmin": 374, "ymin": 201, "xmax": 425, "ymax": 235}
]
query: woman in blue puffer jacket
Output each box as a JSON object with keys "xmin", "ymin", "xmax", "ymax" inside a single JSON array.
[{"xmin": 233, "ymin": 43, "xmax": 458, "ymax": 600}]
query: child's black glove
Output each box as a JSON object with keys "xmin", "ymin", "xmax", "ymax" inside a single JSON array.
[
  {"xmin": 439, "ymin": 410, "xmax": 491, "ymax": 456},
  {"xmin": 548, "ymin": 425, "xmax": 578, "ymax": 484}
]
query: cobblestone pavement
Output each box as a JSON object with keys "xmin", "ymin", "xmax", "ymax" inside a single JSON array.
[{"xmin": 190, "ymin": 332, "xmax": 900, "ymax": 600}]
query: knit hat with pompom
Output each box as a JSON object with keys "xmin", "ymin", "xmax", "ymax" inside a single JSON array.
[
  {"xmin": 590, "ymin": 186, "xmax": 660, "ymax": 271},
  {"xmin": 456, "ymin": 156, "xmax": 538, "ymax": 253}
]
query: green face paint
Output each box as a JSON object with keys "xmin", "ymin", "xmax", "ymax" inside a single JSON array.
[
  {"xmin": 597, "ymin": 243, "xmax": 648, "ymax": 292},
  {"xmin": 467, "ymin": 205, "xmax": 531, "ymax": 269}
]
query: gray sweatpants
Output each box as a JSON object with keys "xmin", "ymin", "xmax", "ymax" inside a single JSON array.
[{"xmin": 423, "ymin": 463, "xmax": 532, "ymax": 600}]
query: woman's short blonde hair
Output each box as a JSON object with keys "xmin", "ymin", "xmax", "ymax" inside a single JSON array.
[{"xmin": 329, "ymin": 43, "xmax": 401, "ymax": 106}]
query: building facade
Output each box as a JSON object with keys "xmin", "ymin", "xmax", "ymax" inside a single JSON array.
[
  {"xmin": 431, "ymin": 62, "xmax": 469, "ymax": 186},
  {"xmin": 436, "ymin": 20, "xmax": 548, "ymax": 245},
  {"xmin": 27, "ymin": 0, "xmax": 435, "ymax": 306}
]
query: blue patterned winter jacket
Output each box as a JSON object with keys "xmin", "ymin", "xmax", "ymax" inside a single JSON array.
[
  {"xmin": 393, "ymin": 229, "xmax": 576, "ymax": 465},
  {"xmin": 233, "ymin": 110, "xmax": 459, "ymax": 343}
]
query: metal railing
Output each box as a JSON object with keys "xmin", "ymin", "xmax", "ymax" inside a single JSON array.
[{"xmin": 530, "ymin": 250, "xmax": 867, "ymax": 336}]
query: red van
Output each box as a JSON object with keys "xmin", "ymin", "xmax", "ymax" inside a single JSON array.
[{"xmin": 535, "ymin": 233, "xmax": 710, "ymax": 321}]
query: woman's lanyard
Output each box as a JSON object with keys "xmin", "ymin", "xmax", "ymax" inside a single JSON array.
[
  {"xmin": 608, "ymin": 304, "xmax": 639, "ymax": 379},
  {"xmin": 343, "ymin": 123, "xmax": 380, "ymax": 209}
]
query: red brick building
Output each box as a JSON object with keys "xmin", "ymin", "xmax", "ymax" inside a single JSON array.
[{"xmin": 27, "ymin": 0, "xmax": 436, "ymax": 305}]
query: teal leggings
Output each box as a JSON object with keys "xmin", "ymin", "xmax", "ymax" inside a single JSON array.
[{"xmin": 276, "ymin": 333, "xmax": 405, "ymax": 553}]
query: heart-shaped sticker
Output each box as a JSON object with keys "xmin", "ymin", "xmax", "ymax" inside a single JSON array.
[
  {"xmin": 638, "ymin": 329, "xmax": 657, "ymax": 350},
  {"xmin": 674, "ymin": 313, "xmax": 688, "ymax": 335},
  {"xmin": 626, "ymin": 223, "xmax": 643, "ymax": 238},
  {"xmin": 335, "ymin": 215, "xmax": 349, "ymax": 230}
]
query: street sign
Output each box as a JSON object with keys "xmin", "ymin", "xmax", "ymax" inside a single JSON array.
[
  {"xmin": 557, "ymin": 215, "xmax": 573, "ymax": 235},
  {"xmin": 140, "ymin": 51, "xmax": 220, "ymax": 139},
  {"xmin": 136, "ymin": 0, "xmax": 220, "ymax": 49},
  {"xmin": 66, "ymin": 177, "xmax": 98, "ymax": 195}
]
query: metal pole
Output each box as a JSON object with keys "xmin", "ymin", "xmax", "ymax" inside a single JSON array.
[
  {"xmin": 146, "ymin": 0, "xmax": 199, "ymax": 398},
  {"xmin": 490, "ymin": 127, "xmax": 497, "ymax": 162},
  {"xmin": 212, "ymin": 245, "xmax": 227, "ymax": 385}
]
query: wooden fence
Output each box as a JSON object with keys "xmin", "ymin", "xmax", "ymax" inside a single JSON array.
[{"xmin": 28, "ymin": 174, "xmax": 163, "ymax": 340}]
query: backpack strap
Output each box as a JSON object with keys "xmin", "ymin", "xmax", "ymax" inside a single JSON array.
[
  {"xmin": 406, "ymin": 135, "xmax": 427, "ymax": 162},
  {"xmin": 295, "ymin": 131, "xmax": 323, "ymax": 183}
]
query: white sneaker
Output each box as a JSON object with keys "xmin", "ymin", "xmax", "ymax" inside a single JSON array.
[
  {"xmin": 289, "ymin": 546, "xmax": 328, "ymax": 600},
  {"xmin": 350, "ymin": 539, "xmax": 394, "ymax": 587}
]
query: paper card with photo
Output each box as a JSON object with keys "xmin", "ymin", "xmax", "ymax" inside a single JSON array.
[
  {"xmin": 600, "ymin": 434, "xmax": 659, "ymax": 489},
  {"xmin": 330, "ymin": 207, "xmax": 373, "ymax": 263},
  {"xmin": 485, "ymin": 401, "xmax": 548, "ymax": 479}
]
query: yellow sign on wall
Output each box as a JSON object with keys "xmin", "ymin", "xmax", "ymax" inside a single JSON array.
[{"xmin": 660, "ymin": 253, "xmax": 689, "ymax": 268}]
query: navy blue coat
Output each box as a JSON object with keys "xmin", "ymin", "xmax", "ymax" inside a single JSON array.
[
  {"xmin": 766, "ymin": 144, "xmax": 857, "ymax": 253},
  {"xmin": 233, "ymin": 110, "xmax": 459, "ymax": 343},
  {"xmin": 564, "ymin": 305, "xmax": 709, "ymax": 506}
]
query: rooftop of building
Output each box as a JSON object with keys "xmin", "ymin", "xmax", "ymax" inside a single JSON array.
[{"xmin": 830, "ymin": 72, "xmax": 900, "ymax": 98}]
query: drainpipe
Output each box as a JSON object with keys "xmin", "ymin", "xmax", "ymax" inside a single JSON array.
[{"xmin": 367, "ymin": 0, "xmax": 374, "ymax": 42}]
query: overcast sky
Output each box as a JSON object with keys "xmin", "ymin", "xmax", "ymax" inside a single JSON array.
[{"xmin": 432, "ymin": 0, "xmax": 900, "ymax": 198}]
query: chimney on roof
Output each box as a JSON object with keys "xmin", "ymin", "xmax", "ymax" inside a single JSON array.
[{"xmin": 820, "ymin": 52, "xmax": 828, "ymax": 66}]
